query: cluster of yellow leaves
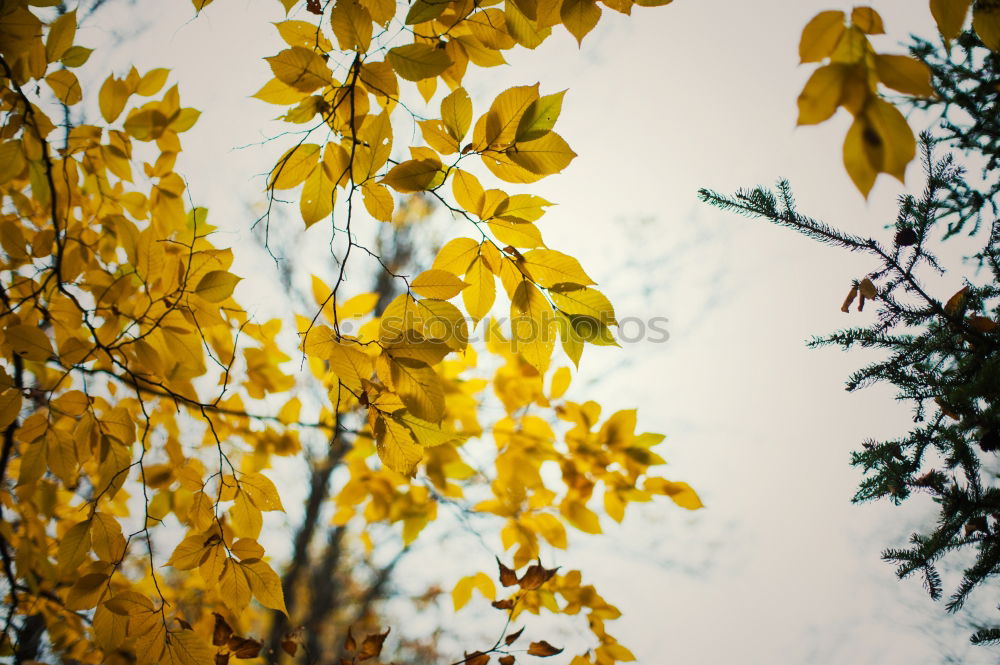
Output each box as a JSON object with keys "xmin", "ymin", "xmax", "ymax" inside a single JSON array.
[
  {"xmin": 0, "ymin": 3, "xmax": 312, "ymax": 663},
  {"xmin": 796, "ymin": 3, "xmax": 1000, "ymax": 196},
  {"xmin": 0, "ymin": 0, "xmax": 706, "ymax": 663}
]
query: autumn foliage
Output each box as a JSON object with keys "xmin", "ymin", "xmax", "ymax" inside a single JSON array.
[{"xmin": 0, "ymin": 0, "xmax": 992, "ymax": 663}]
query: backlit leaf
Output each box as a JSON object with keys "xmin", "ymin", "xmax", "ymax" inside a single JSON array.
[
  {"xmin": 875, "ymin": 54, "xmax": 934, "ymax": 97},
  {"xmin": 195, "ymin": 270, "xmax": 241, "ymax": 303},
  {"xmin": 931, "ymin": 0, "xmax": 972, "ymax": 41},
  {"xmin": 411, "ymin": 269, "xmax": 469, "ymax": 300},
  {"xmin": 387, "ymin": 43, "xmax": 452, "ymax": 81},
  {"xmin": 266, "ymin": 47, "xmax": 333, "ymax": 93},
  {"xmin": 521, "ymin": 249, "xmax": 594, "ymax": 288},
  {"xmin": 561, "ymin": 0, "xmax": 601, "ymax": 45},
  {"xmin": 799, "ymin": 10, "xmax": 846, "ymax": 63}
]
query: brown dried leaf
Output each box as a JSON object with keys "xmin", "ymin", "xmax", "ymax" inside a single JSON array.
[
  {"xmin": 499, "ymin": 656, "xmax": 515, "ymax": 665},
  {"xmin": 491, "ymin": 599, "xmax": 514, "ymax": 610},
  {"xmin": 344, "ymin": 627, "xmax": 357, "ymax": 652},
  {"xmin": 497, "ymin": 558, "xmax": 518, "ymax": 587},
  {"xmin": 517, "ymin": 564, "xmax": 556, "ymax": 590},
  {"xmin": 358, "ymin": 628, "xmax": 389, "ymax": 661},
  {"xmin": 465, "ymin": 651, "xmax": 490, "ymax": 665},
  {"xmin": 968, "ymin": 316, "xmax": 998, "ymax": 333},
  {"xmin": 858, "ymin": 278, "xmax": 877, "ymax": 300},
  {"xmin": 945, "ymin": 286, "xmax": 969, "ymax": 315},
  {"xmin": 212, "ymin": 613, "xmax": 233, "ymax": 647},
  {"xmin": 841, "ymin": 285, "xmax": 858, "ymax": 313},
  {"xmin": 229, "ymin": 637, "xmax": 262, "ymax": 659},
  {"xmin": 527, "ymin": 641, "xmax": 563, "ymax": 657},
  {"xmin": 503, "ymin": 627, "xmax": 524, "ymax": 646}
]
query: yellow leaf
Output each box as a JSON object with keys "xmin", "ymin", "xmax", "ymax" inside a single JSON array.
[
  {"xmin": 389, "ymin": 356, "xmax": 445, "ymax": 422},
  {"xmin": 360, "ymin": 60, "xmax": 399, "ymax": 106},
  {"xmin": 452, "ymin": 572, "xmax": 496, "ymax": 611},
  {"xmin": 241, "ymin": 471, "xmax": 285, "ymax": 511},
  {"xmin": 799, "ymin": 10, "xmax": 846, "ymax": 63},
  {"xmin": 451, "ymin": 169, "xmax": 485, "ymax": 216},
  {"xmin": 166, "ymin": 532, "xmax": 213, "ymax": 570},
  {"xmin": 420, "ymin": 119, "xmax": 460, "ymax": 154},
  {"xmin": 266, "ymin": 47, "xmax": 333, "ymax": 93},
  {"xmin": 45, "ymin": 10, "xmax": 76, "ymax": 62},
  {"xmin": 477, "ymin": 84, "xmax": 539, "ymax": 147},
  {"xmin": 559, "ymin": 312, "xmax": 617, "ymax": 346},
  {"xmin": 843, "ymin": 98, "xmax": 915, "ymax": 196},
  {"xmin": 560, "ymin": 0, "xmax": 601, "ymax": 45},
  {"xmin": 164, "ymin": 629, "xmax": 213, "ymax": 665},
  {"xmin": 505, "ymin": 0, "xmax": 552, "ymax": 48},
  {"xmin": 0, "ymin": 140, "xmax": 25, "ymax": 185},
  {"xmin": 463, "ymin": 257, "xmax": 496, "ymax": 323},
  {"xmin": 382, "ymin": 158, "xmax": 443, "ymax": 192},
  {"xmin": 441, "ymin": 86, "xmax": 473, "ymax": 141},
  {"xmin": 99, "ymin": 76, "xmax": 130, "ymax": 123},
  {"xmin": 231, "ymin": 490, "xmax": 263, "ymax": 538},
  {"xmin": 58, "ymin": 520, "xmax": 92, "ymax": 575},
  {"xmin": 329, "ymin": 0, "xmax": 373, "ymax": 51},
  {"xmin": 137, "ymin": 68, "xmax": 170, "ymax": 96},
  {"xmin": 301, "ymin": 166, "xmax": 334, "ymax": 227},
  {"xmin": 253, "ymin": 77, "xmax": 309, "ymax": 105},
  {"xmin": 550, "ymin": 285, "xmax": 616, "ymax": 324},
  {"xmin": 46, "ymin": 69, "xmax": 82, "ymax": 105},
  {"xmin": 393, "ymin": 412, "xmax": 464, "ymax": 447},
  {"xmin": 374, "ymin": 414, "xmax": 424, "ymax": 475},
  {"xmin": 52, "ymin": 391, "xmax": 89, "ymax": 418},
  {"xmin": 406, "ymin": 0, "xmax": 448, "ymax": 24},
  {"xmin": 169, "ymin": 107, "xmax": 200, "ymax": 133},
  {"xmin": 337, "ymin": 292, "xmax": 380, "ymax": 318},
  {"xmin": 875, "ymin": 54, "xmax": 934, "ymax": 96},
  {"xmin": 433, "ymin": 237, "xmax": 480, "ymax": 275},
  {"xmin": 274, "ymin": 20, "xmax": 333, "ymax": 50},
  {"xmin": 796, "ymin": 63, "xmax": 847, "ymax": 125},
  {"xmin": 561, "ymin": 499, "xmax": 601, "ymax": 533},
  {"xmin": 521, "ymin": 249, "xmax": 594, "ymax": 288},
  {"xmin": 231, "ymin": 538, "xmax": 265, "ymax": 561},
  {"xmin": 511, "ymin": 281, "xmax": 556, "ymax": 372},
  {"xmin": 123, "ymin": 108, "xmax": 170, "ymax": 141},
  {"xmin": 647, "ymin": 478, "xmax": 704, "ymax": 510},
  {"xmin": 467, "ymin": 8, "xmax": 516, "ymax": 49},
  {"xmin": 0, "ymin": 389, "xmax": 21, "ymax": 429},
  {"xmin": 362, "ymin": 181, "xmax": 394, "ymax": 221},
  {"xmin": 515, "ymin": 90, "xmax": 565, "ymax": 143},
  {"xmin": 269, "ymin": 143, "xmax": 320, "ymax": 190},
  {"xmin": 508, "ymin": 131, "xmax": 576, "ymax": 175},
  {"xmin": 850, "ymin": 6, "xmax": 884, "ymax": 34},
  {"xmin": 411, "ymin": 269, "xmax": 469, "ymax": 300},
  {"xmin": 60, "ymin": 45, "xmax": 92, "ymax": 67},
  {"xmin": 195, "ymin": 270, "xmax": 241, "ymax": 303},
  {"xmin": 6, "ymin": 324, "xmax": 53, "ymax": 361},
  {"xmin": 488, "ymin": 219, "xmax": 544, "ymax": 248},
  {"xmin": 91, "ymin": 513, "xmax": 126, "ymax": 562},
  {"xmin": 65, "ymin": 573, "xmax": 109, "ymax": 611},
  {"xmin": 931, "ymin": 0, "xmax": 972, "ymax": 41},
  {"xmin": 387, "ymin": 43, "xmax": 452, "ymax": 81},
  {"xmin": 974, "ymin": 0, "xmax": 1000, "ymax": 50},
  {"xmin": 556, "ymin": 310, "xmax": 583, "ymax": 366},
  {"xmin": 550, "ymin": 366, "xmax": 571, "ymax": 399},
  {"xmin": 329, "ymin": 340, "xmax": 375, "ymax": 382},
  {"xmin": 220, "ymin": 559, "xmax": 252, "ymax": 614}
]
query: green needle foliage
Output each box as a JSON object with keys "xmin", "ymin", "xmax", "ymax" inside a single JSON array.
[{"xmin": 700, "ymin": 31, "xmax": 1000, "ymax": 647}]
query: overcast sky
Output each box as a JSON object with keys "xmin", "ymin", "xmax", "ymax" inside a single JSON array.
[{"xmin": 80, "ymin": 1, "xmax": 997, "ymax": 663}]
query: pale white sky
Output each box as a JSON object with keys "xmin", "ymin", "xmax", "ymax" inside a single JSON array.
[{"xmin": 77, "ymin": 1, "xmax": 996, "ymax": 663}]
